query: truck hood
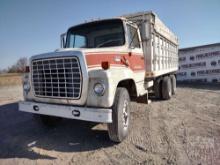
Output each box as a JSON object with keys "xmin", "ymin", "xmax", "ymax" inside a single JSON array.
[
  {"xmin": 56, "ymin": 47, "xmax": 128, "ymax": 54},
  {"xmin": 30, "ymin": 47, "xmax": 128, "ymax": 62}
]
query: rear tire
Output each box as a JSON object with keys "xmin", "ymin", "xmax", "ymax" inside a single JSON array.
[
  {"xmin": 162, "ymin": 76, "xmax": 172, "ymax": 100},
  {"xmin": 170, "ymin": 75, "xmax": 176, "ymax": 95},
  {"xmin": 107, "ymin": 87, "xmax": 130, "ymax": 142},
  {"xmin": 154, "ymin": 78, "xmax": 162, "ymax": 99}
]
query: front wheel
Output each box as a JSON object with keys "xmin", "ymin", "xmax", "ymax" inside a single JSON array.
[{"xmin": 107, "ymin": 87, "xmax": 130, "ymax": 142}]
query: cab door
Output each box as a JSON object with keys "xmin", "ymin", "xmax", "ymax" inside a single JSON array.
[{"xmin": 126, "ymin": 24, "xmax": 145, "ymax": 72}]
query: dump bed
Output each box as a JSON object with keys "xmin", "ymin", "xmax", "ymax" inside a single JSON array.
[{"xmin": 122, "ymin": 11, "xmax": 178, "ymax": 78}]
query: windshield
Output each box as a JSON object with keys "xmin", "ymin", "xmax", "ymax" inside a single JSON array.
[{"xmin": 66, "ymin": 19, "xmax": 125, "ymax": 48}]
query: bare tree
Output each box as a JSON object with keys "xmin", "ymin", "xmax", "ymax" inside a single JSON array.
[
  {"xmin": 8, "ymin": 57, "xmax": 28, "ymax": 73},
  {"xmin": 0, "ymin": 68, "xmax": 8, "ymax": 74}
]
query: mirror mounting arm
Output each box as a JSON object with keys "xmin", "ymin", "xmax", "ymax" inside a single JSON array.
[{"xmin": 60, "ymin": 33, "xmax": 67, "ymax": 48}]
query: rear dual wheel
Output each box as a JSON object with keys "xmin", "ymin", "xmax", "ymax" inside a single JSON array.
[
  {"xmin": 161, "ymin": 75, "xmax": 176, "ymax": 100},
  {"xmin": 162, "ymin": 76, "xmax": 172, "ymax": 100},
  {"xmin": 154, "ymin": 78, "xmax": 162, "ymax": 99},
  {"xmin": 170, "ymin": 75, "xmax": 176, "ymax": 95}
]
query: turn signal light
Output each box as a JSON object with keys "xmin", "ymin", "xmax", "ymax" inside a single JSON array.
[{"xmin": 101, "ymin": 61, "xmax": 110, "ymax": 70}]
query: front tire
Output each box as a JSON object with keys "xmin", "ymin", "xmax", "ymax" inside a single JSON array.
[{"xmin": 108, "ymin": 87, "xmax": 130, "ymax": 142}]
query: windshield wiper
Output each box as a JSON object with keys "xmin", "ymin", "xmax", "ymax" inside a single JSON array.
[{"xmin": 96, "ymin": 39, "xmax": 121, "ymax": 48}]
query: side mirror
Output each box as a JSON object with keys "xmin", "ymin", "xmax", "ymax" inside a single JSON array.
[{"xmin": 60, "ymin": 33, "xmax": 66, "ymax": 48}]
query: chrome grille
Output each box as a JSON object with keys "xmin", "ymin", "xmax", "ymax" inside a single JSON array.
[{"xmin": 32, "ymin": 57, "xmax": 82, "ymax": 99}]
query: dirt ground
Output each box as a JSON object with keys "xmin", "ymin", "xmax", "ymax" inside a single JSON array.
[
  {"xmin": 0, "ymin": 84, "xmax": 220, "ymax": 165},
  {"xmin": 0, "ymin": 73, "xmax": 22, "ymax": 86}
]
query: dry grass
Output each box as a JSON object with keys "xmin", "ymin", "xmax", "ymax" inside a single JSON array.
[{"xmin": 0, "ymin": 73, "xmax": 22, "ymax": 86}]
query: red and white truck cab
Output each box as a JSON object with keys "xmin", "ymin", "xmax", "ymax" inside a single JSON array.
[{"xmin": 19, "ymin": 11, "xmax": 178, "ymax": 142}]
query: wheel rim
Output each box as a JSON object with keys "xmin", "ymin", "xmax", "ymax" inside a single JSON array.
[{"xmin": 122, "ymin": 100, "xmax": 129, "ymax": 129}]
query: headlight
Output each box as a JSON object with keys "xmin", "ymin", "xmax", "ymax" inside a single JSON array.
[
  {"xmin": 93, "ymin": 83, "xmax": 105, "ymax": 96},
  {"xmin": 23, "ymin": 82, "xmax": 30, "ymax": 92}
]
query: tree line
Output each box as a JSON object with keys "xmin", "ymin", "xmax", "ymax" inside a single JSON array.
[{"xmin": 0, "ymin": 57, "xmax": 28, "ymax": 74}]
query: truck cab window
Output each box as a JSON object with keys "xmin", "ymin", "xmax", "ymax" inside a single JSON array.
[
  {"xmin": 66, "ymin": 19, "xmax": 125, "ymax": 48},
  {"xmin": 69, "ymin": 35, "xmax": 86, "ymax": 48},
  {"xmin": 127, "ymin": 25, "xmax": 140, "ymax": 48}
]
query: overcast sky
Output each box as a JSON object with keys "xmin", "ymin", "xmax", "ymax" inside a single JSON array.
[{"xmin": 0, "ymin": 0, "xmax": 220, "ymax": 69}]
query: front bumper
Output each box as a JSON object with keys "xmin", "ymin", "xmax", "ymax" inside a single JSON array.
[{"xmin": 19, "ymin": 101, "xmax": 112, "ymax": 123}]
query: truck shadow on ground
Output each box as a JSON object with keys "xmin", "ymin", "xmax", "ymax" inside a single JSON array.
[
  {"xmin": 133, "ymin": 93, "xmax": 162, "ymax": 103},
  {"xmin": 0, "ymin": 102, "xmax": 115, "ymax": 160}
]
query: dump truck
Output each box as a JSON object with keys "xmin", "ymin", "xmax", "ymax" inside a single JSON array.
[{"xmin": 19, "ymin": 11, "xmax": 178, "ymax": 142}]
